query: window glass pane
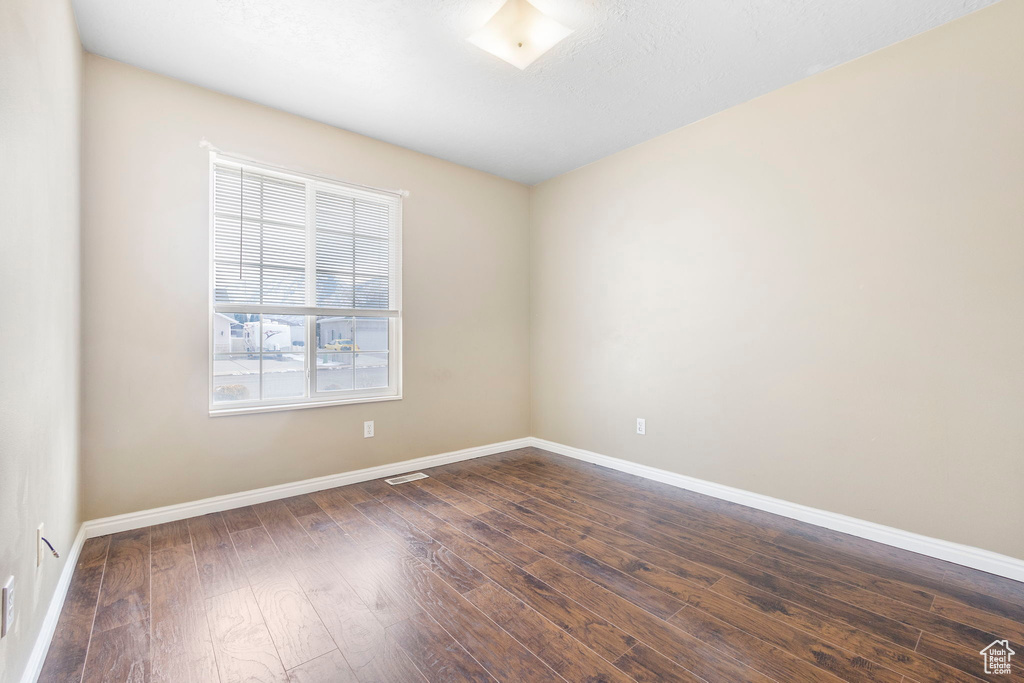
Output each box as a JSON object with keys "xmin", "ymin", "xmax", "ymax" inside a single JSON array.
[
  {"xmin": 252, "ymin": 174, "xmax": 306, "ymax": 226},
  {"xmin": 212, "ymin": 215, "xmax": 261, "ymax": 304},
  {"xmin": 355, "ymin": 318, "xmax": 388, "ymax": 352},
  {"xmin": 317, "ymin": 353, "xmax": 353, "ymax": 392},
  {"xmin": 261, "ymin": 265, "xmax": 306, "ymax": 306},
  {"xmin": 315, "ymin": 271, "xmax": 354, "ymax": 309},
  {"xmin": 262, "ymin": 353, "xmax": 305, "ymax": 399},
  {"xmin": 316, "ymin": 316, "xmax": 355, "ymax": 351},
  {"xmin": 316, "ymin": 191, "xmax": 355, "ymax": 231},
  {"xmin": 261, "ymin": 315, "xmax": 305, "ymax": 352},
  {"xmin": 315, "ymin": 194, "xmax": 355, "ymax": 307},
  {"xmin": 353, "ymin": 200, "xmax": 389, "ymax": 238},
  {"xmin": 212, "ymin": 312, "xmax": 252, "ymax": 354},
  {"xmin": 316, "ymin": 192, "xmax": 390, "ymax": 309},
  {"xmin": 355, "ymin": 352, "xmax": 389, "ymax": 389},
  {"xmin": 213, "ymin": 355, "xmax": 259, "ymax": 403},
  {"xmin": 354, "ymin": 275, "xmax": 388, "ymax": 309},
  {"xmin": 355, "ymin": 236, "xmax": 388, "ymax": 277}
]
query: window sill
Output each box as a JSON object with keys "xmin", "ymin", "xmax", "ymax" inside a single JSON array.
[{"xmin": 209, "ymin": 393, "xmax": 402, "ymax": 417}]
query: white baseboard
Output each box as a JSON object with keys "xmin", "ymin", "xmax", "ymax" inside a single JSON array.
[
  {"xmin": 20, "ymin": 525, "xmax": 86, "ymax": 683},
  {"xmin": 81, "ymin": 433, "xmax": 1024, "ymax": 578},
  {"xmin": 528, "ymin": 437, "xmax": 1024, "ymax": 583},
  {"xmin": 82, "ymin": 437, "xmax": 532, "ymax": 538}
]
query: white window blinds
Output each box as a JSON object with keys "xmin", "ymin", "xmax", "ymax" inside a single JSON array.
[
  {"xmin": 315, "ymin": 190, "xmax": 391, "ymax": 309},
  {"xmin": 212, "ymin": 161, "xmax": 399, "ymax": 313},
  {"xmin": 213, "ymin": 166, "xmax": 307, "ymax": 306}
]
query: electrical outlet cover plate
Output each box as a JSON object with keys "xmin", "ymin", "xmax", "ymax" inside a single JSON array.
[
  {"xmin": 2, "ymin": 576, "xmax": 13, "ymax": 638},
  {"xmin": 636, "ymin": 418, "xmax": 646, "ymax": 435},
  {"xmin": 364, "ymin": 420, "xmax": 374, "ymax": 438}
]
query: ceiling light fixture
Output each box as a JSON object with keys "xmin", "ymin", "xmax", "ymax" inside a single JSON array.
[{"xmin": 467, "ymin": 0, "xmax": 573, "ymax": 70}]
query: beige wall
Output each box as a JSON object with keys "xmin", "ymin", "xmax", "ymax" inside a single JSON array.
[
  {"xmin": 81, "ymin": 55, "xmax": 530, "ymax": 520},
  {"xmin": 530, "ymin": 1, "xmax": 1024, "ymax": 560},
  {"xmin": 0, "ymin": 0, "xmax": 82, "ymax": 680}
]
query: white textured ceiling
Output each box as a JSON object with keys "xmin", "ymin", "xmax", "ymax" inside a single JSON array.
[{"xmin": 72, "ymin": 0, "xmax": 998, "ymax": 184}]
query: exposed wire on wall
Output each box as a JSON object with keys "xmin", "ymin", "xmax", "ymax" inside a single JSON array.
[{"xmin": 40, "ymin": 537, "xmax": 59, "ymax": 559}]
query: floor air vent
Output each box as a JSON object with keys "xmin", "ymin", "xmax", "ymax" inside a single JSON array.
[{"xmin": 385, "ymin": 472, "xmax": 429, "ymax": 485}]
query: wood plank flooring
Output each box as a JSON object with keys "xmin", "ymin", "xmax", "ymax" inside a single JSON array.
[{"xmin": 40, "ymin": 447, "xmax": 1024, "ymax": 682}]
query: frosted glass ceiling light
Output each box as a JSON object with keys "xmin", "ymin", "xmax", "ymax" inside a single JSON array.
[{"xmin": 467, "ymin": 0, "xmax": 573, "ymax": 70}]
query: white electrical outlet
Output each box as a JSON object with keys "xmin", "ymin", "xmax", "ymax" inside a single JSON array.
[
  {"xmin": 636, "ymin": 418, "xmax": 646, "ymax": 435},
  {"xmin": 364, "ymin": 420, "xmax": 375, "ymax": 438},
  {"xmin": 37, "ymin": 523, "xmax": 45, "ymax": 567},
  {"xmin": 2, "ymin": 576, "xmax": 13, "ymax": 638}
]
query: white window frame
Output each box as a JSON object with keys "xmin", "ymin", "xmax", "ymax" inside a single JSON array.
[{"xmin": 208, "ymin": 151, "xmax": 403, "ymax": 416}]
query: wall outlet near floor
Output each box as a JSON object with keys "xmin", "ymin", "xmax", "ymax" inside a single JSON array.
[
  {"xmin": 1, "ymin": 576, "xmax": 13, "ymax": 638},
  {"xmin": 636, "ymin": 418, "xmax": 646, "ymax": 435},
  {"xmin": 36, "ymin": 523, "xmax": 45, "ymax": 567},
  {"xmin": 364, "ymin": 420, "xmax": 375, "ymax": 438}
]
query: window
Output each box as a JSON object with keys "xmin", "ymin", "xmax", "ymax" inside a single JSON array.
[{"xmin": 209, "ymin": 153, "xmax": 402, "ymax": 414}]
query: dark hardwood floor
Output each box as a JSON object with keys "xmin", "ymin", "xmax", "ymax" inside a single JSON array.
[{"xmin": 40, "ymin": 448, "xmax": 1024, "ymax": 682}]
